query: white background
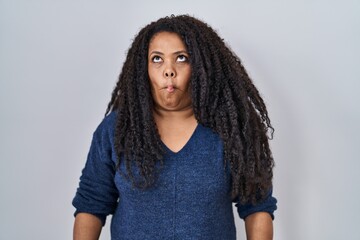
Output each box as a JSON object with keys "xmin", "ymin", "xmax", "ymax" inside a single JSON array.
[{"xmin": 1, "ymin": 0, "xmax": 359, "ymax": 239}]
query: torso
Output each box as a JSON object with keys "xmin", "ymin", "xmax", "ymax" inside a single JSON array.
[{"xmin": 112, "ymin": 118, "xmax": 236, "ymax": 239}]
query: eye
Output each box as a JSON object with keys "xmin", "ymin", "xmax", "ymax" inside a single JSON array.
[
  {"xmin": 151, "ymin": 56, "xmax": 163, "ymax": 63},
  {"xmin": 177, "ymin": 54, "xmax": 188, "ymax": 63}
]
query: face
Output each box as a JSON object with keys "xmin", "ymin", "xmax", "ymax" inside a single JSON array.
[{"xmin": 148, "ymin": 31, "xmax": 192, "ymax": 111}]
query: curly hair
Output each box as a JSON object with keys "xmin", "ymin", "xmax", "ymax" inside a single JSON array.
[{"xmin": 105, "ymin": 14, "xmax": 274, "ymax": 204}]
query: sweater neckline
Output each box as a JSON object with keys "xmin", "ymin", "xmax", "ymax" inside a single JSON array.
[{"xmin": 161, "ymin": 123, "xmax": 200, "ymax": 155}]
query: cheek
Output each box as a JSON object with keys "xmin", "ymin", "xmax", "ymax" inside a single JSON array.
[
  {"xmin": 148, "ymin": 69, "xmax": 159, "ymax": 88},
  {"xmin": 183, "ymin": 68, "xmax": 192, "ymax": 86}
]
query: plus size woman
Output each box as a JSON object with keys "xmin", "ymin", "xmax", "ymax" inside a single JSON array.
[{"xmin": 73, "ymin": 15, "xmax": 277, "ymax": 240}]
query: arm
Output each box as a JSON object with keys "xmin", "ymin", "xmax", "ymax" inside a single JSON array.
[
  {"xmin": 235, "ymin": 189, "xmax": 277, "ymax": 240},
  {"xmin": 245, "ymin": 212, "xmax": 273, "ymax": 240},
  {"xmin": 73, "ymin": 213, "xmax": 102, "ymax": 240},
  {"xmin": 72, "ymin": 113, "xmax": 119, "ymax": 239}
]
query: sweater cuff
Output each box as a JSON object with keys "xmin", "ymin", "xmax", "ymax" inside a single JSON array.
[{"xmin": 74, "ymin": 210, "xmax": 107, "ymax": 226}]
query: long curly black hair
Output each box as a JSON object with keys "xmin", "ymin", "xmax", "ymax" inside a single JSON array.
[{"xmin": 105, "ymin": 14, "xmax": 274, "ymax": 204}]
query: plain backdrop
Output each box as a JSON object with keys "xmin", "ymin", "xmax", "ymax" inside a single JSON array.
[{"xmin": 1, "ymin": 0, "xmax": 359, "ymax": 239}]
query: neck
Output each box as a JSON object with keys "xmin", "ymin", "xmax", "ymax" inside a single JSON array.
[{"xmin": 153, "ymin": 105, "xmax": 195, "ymax": 124}]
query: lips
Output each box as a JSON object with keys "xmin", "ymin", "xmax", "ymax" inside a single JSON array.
[{"xmin": 166, "ymin": 85, "xmax": 175, "ymax": 93}]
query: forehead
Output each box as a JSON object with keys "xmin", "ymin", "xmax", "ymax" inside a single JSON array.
[{"xmin": 148, "ymin": 32, "xmax": 186, "ymax": 51}]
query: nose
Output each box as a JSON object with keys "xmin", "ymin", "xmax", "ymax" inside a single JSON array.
[{"xmin": 164, "ymin": 64, "xmax": 176, "ymax": 78}]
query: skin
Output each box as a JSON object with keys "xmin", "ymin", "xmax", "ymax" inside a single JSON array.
[
  {"xmin": 147, "ymin": 32, "xmax": 192, "ymax": 112},
  {"xmin": 73, "ymin": 213, "xmax": 102, "ymax": 240},
  {"xmin": 245, "ymin": 212, "xmax": 274, "ymax": 240},
  {"xmin": 148, "ymin": 31, "xmax": 197, "ymax": 152},
  {"xmin": 73, "ymin": 31, "xmax": 274, "ymax": 239}
]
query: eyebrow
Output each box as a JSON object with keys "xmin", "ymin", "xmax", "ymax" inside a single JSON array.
[{"xmin": 149, "ymin": 50, "xmax": 188, "ymax": 55}]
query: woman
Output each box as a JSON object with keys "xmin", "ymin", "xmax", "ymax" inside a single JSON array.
[{"xmin": 73, "ymin": 15, "xmax": 277, "ymax": 239}]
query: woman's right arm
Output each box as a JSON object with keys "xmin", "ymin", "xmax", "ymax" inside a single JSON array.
[
  {"xmin": 73, "ymin": 213, "xmax": 102, "ymax": 240},
  {"xmin": 72, "ymin": 113, "xmax": 119, "ymax": 240}
]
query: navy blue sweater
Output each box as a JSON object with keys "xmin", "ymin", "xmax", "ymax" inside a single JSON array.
[{"xmin": 72, "ymin": 111, "xmax": 277, "ymax": 239}]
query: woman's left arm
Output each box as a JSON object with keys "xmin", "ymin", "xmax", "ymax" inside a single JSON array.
[{"xmin": 245, "ymin": 212, "xmax": 273, "ymax": 240}]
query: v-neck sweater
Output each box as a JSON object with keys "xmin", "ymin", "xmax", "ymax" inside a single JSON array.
[{"xmin": 72, "ymin": 111, "xmax": 277, "ymax": 239}]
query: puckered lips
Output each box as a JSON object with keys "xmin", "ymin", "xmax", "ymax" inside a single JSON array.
[{"xmin": 166, "ymin": 85, "xmax": 175, "ymax": 93}]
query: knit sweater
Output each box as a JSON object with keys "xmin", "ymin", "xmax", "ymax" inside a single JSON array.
[{"xmin": 72, "ymin": 111, "xmax": 277, "ymax": 239}]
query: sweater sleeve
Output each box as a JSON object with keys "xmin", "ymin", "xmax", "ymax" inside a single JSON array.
[
  {"xmin": 72, "ymin": 119, "xmax": 119, "ymax": 226},
  {"xmin": 234, "ymin": 189, "xmax": 277, "ymax": 220}
]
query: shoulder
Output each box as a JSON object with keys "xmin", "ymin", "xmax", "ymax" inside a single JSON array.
[
  {"xmin": 95, "ymin": 111, "xmax": 117, "ymax": 133},
  {"xmin": 92, "ymin": 111, "xmax": 118, "ymax": 146},
  {"xmin": 196, "ymin": 124, "xmax": 224, "ymax": 147}
]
